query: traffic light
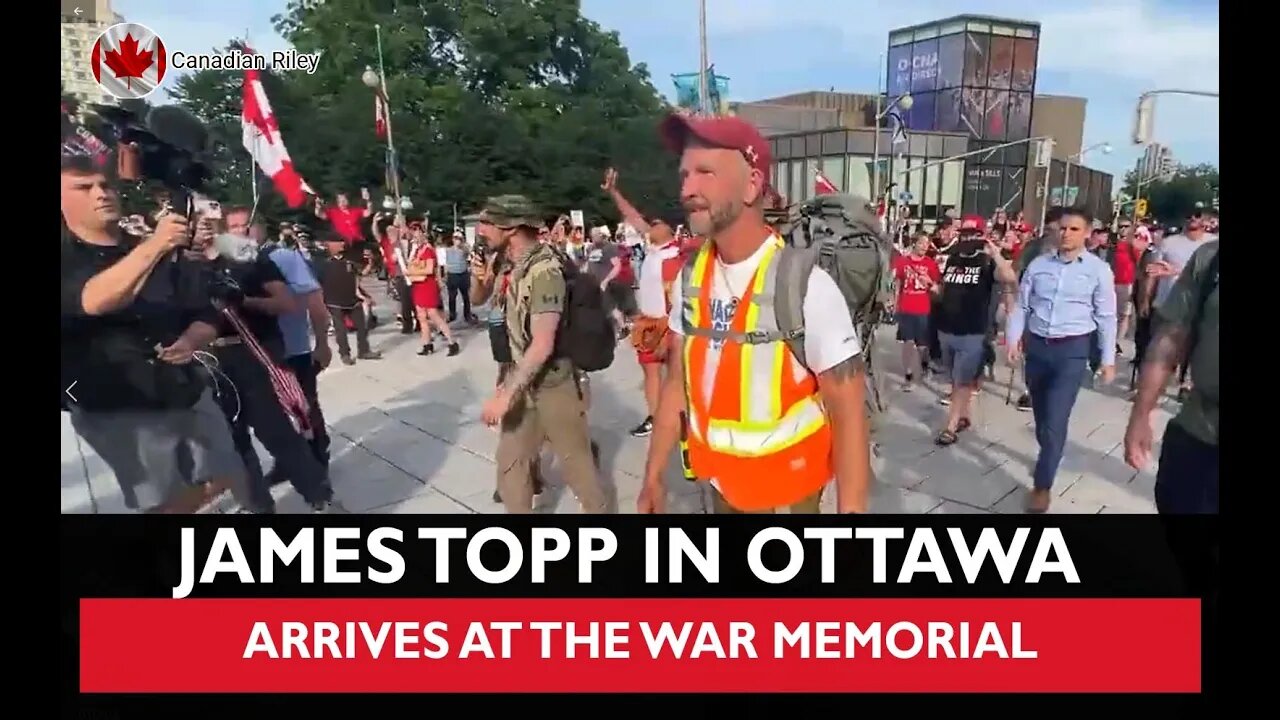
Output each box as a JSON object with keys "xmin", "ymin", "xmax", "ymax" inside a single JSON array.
[
  {"xmin": 1135, "ymin": 199, "xmax": 1149, "ymax": 218},
  {"xmin": 1133, "ymin": 94, "xmax": 1156, "ymax": 145}
]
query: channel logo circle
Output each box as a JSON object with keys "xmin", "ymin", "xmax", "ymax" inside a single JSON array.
[{"xmin": 90, "ymin": 23, "xmax": 168, "ymax": 100}]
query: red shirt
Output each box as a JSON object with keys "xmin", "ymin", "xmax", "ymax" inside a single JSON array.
[
  {"xmin": 1112, "ymin": 241, "xmax": 1137, "ymax": 285},
  {"xmin": 893, "ymin": 254, "xmax": 941, "ymax": 316},
  {"xmin": 380, "ymin": 235, "xmax": 397, "ymax": 274},
  {"xmin": 411, "ymin": 244, "xmax": 437, "ymax": 283},
  {"xmin": 325, "ymin": 206, "xmax": 366, "ymax": 243}
]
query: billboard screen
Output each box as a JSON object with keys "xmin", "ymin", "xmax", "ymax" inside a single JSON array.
[
  {"xmin": 937, "ymin": 34, "xmax": 964, "ymax": 89},
  {"xmin": 936, "ymin": 87, "xmax": 963, "ymax": 134},
  {"xmin": 1012, "ymin": 38, "xmax": 1038, "ymax": 91},
  {"xmin": 906, "ymin": 91, "xmax": 936, "ymax": 131},
  {"xmin": 910, "ymin": 39, "xmax": 940, "ymax": 93},
  {"xmin": 888, "ymin": 44, "xmax": 912, "ymax": 96},
  {"xmin": 1007, "ymin": 91, "xmax": 1032, "ymax": 140},
  {"xmin": 963, "ymin": 33, "xmax": 989, "ymax": 86},
  {"xmin": 989, "ymin": 36, "xmax": 1015, "ymax": 89},
  {"xmin": 961, "ymin": 87, "xmax": 986, "ymax": 139},
  {"xmin": 986, "ymin": 89, "xmax": 1009, "ymax": 141}
]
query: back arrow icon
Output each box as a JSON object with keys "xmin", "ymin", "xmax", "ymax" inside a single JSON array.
[
  {"xmin": 65, "ymin": 381, "xmax": 78, "ymax": 403},
  {"xmin": 74, "ymin": 7, "xmax": 83, "ymax": 15}
]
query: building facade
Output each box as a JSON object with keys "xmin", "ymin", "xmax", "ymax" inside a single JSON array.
[
  {"xmin": 1137, "ymin": 143, "xmax": 1176, "ymax": 181},
  {"xmin": 887, "ymin": 15, "xmax": 1041, "ymax": 220},
  {"xmin": 738, "ymin": 14, "xmax": 1115, "ymax": 225},
  {"xmin": 769, "ymin": 128, "xmax": 972, "ymax": 221},
  {"xmin": 61, "ymin": 0, "xmax": 122, "ymax": 111}
]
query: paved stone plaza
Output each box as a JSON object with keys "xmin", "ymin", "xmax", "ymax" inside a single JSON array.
[{"xmin": 61, "ymin": 293, "xmax": 1173, "ymax": 515}]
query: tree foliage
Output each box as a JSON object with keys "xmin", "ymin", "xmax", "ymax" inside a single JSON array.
[
  {"xmin": 1120, "ymin": 162, "xmax": 1218, "ymax": 224},
  {"xmin": 163, "ymin": 0, "xmax": 680, "ymax": 230}
]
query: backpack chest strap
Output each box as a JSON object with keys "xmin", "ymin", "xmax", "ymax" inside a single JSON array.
[{"xmin": 681, "ymin": 323, "xmax": 792, "ymax": 345}]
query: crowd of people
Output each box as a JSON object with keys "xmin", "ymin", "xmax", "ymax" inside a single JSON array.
[{"xmin": 60, "ymin": 109, "xmax": 1219, "ymax": 517}]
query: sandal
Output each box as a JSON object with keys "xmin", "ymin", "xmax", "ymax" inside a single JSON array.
[
  {"xmin": 934, "ymin": 429, "xmax": 958, "ymax": 446},
  {"xmin": 956, "ymin": 417, "xmax": 971, "ymax": 433}
]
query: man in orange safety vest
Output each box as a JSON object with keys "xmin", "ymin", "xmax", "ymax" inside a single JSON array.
[{"xmin": 637, "ymin": 113, "xmax": 872, "ymax": 514}]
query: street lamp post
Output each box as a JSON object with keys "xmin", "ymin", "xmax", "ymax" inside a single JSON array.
[
  {"xmin": 1059, "ymin": 141, "xmax": 1113, "ymax": 208},
  {"xmin": 871, "ymin": 83, "xmax": 913, "ymax": 205},
  {"xmin": 362, "ymin": 23, "xmax": 404, "ymax": 220},
  {"xmin": 1132, "ymin": 89, "xmax": 1219, "ymax": 145}
]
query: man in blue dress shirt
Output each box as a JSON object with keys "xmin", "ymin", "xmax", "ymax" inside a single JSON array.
[{"xmin": 1007, "ymin": 207, "xmax": 1117, "ymax": 513}]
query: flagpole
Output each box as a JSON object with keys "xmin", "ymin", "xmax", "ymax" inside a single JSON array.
[
  {"xmin": 698, "ymin": 0, "xmax": 709, "ymax": 115},
  {"xmin": 373, "ymin": 23, "xmax": 403, "ymax": 220},
  {"xmin": 243, "ymin": 31, "xmax": 262, "ymax": 225},
  {"xmin": 872, "ymin": 53, "xmax": 884, "ymax": 206}
]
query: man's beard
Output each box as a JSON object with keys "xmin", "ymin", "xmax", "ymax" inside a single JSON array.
[{"xmin": 686, "ymin": 198, "xmax": 743, "ymax": 236}]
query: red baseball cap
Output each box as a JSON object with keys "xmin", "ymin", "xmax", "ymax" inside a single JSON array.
[
  {"xmin": 959, "ymin": 215, "xmax": 986, "ymax": 233},
  {"xmin": 659, "ymin": 112, "xmax": 772, "ymax": 185}
]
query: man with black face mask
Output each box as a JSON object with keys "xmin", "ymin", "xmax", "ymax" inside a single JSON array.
[
  {"xmin": 195, "ymin": 224, "xmax": 342, "ymax": 514},
  {"xmin": 931, "ymin": 216, "xmax": 1016, "ymax": 446}
]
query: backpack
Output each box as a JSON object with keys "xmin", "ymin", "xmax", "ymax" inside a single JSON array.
[
  {"xmin": 773, "ymin": 193, "xmax": 896, "ymax": 411},
  {"xmin": 515, "ymin": 249, "xmax": 616, "ymax": 374}
]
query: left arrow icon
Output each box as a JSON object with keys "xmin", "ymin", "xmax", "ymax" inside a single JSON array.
[{"xmin": 65, "ymin": 381, "xmax": 78, "ymax": 403}]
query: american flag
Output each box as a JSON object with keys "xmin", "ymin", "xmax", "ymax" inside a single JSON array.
[{"xmin": 219, "ymin": 306, "xmax": 313, "ymax": 439}]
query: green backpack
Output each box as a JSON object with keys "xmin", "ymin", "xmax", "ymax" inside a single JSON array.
[{"xmin": 775, "ymin": 194, "xmax": 896, "ymax": 411}]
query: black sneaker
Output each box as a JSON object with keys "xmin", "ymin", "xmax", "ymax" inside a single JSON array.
[
  {"xmin": 357, "ymin": 350, "xmax": 382, "ymax": 360},
  {"xmin": 1016, "ymin": 394, "xmax": 1032, "ymax": 412},
  {"xmin": 341, "ymin": 355, "xmax": 355, "ymax": 366},
  {"xmin": 630, "ymin": 417, "xmax": 654, "ymax": 437},
  {"xmin": 447, "ymin": 342, "xmax": 461, "ymax": 357}
]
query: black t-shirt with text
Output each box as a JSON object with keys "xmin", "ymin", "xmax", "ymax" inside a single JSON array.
[
  {"xmin": 934, "ymin": 251, "xmax": 996, "ymax": 336},
  {"xmin": 313, "ymin": 250, "xmax": 363, "ymax": 308}
]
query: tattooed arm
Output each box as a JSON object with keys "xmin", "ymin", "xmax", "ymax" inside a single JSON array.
[
  {"xmin": 1134, "ymin": 323, "xmax": 1186, "ymax": 416},
  {"xmin": 498, "ymin": 312, "xmax": 560, "ymax": 399},
  {"xmin": 818, "ymin": 354, "xmax": 872, "ymax": 513}
]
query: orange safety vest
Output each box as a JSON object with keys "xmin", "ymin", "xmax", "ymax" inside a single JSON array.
[{"xmin": 679, "ymin": 236, "xmax": 833, "ymax": 511}]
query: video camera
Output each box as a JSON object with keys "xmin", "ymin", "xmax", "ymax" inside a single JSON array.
[{"xmin": 91, "ymin": 103, "xmax": 213, "ymax": 219}]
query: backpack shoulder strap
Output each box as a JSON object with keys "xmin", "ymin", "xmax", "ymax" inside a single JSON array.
[{"xmin": 773, "ymin": 245, "xmax": 818, "ymax": 368}]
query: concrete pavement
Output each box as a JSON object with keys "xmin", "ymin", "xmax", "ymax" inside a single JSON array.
[{"xmin": 61, "ymin": 295, "xmax": 1174, "ymax": 515}]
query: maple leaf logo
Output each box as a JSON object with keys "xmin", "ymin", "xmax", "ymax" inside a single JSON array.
[{"xmin": 102, "ymin": 34, "xmax": 153, "ymax": 90}]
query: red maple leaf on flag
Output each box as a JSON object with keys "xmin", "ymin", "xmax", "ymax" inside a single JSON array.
[{"xmin": 103, "ymin": 34, "xmax": 153, "ymax": 90}]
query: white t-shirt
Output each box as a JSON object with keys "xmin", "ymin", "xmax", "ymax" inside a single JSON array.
[
  {"xmin": 667, "ymin": 237, "xmax": 861, "ymax": 496},
  {"xmin": 1154, "ymin": 234, "xmax": 1211, "ymax": 308},
  {"xmin": 638, "ymin": 242, "xmax": 680, "ymax": 318}
]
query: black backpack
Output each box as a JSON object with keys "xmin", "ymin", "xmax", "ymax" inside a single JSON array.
[
  {"xmin": 552, "ymin": 255, "xmax": 616, "ymax": 372},
  {"xmin": 514, "ymin": 249, "xmax": 616, "ymax": 373}
]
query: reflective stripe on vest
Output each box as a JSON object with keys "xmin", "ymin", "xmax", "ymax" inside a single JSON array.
[{"xmin": 679, "ymin": 236, "xmax": 832, "ymax": 509}]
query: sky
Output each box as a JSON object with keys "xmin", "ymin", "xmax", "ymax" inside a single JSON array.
[{"xmin": 113, "ymin": 0, "xmax": 1219, "ymax": 180}]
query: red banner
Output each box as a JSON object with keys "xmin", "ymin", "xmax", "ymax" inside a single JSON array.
[{"xmin": 80, "ymin": 598, "xmax": 1200, "ymax": 693}]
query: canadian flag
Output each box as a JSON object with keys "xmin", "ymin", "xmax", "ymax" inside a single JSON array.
[
  {"xmin": 374, "ymin": 93, "xmax": 388, "ymax": 139},
  {"xmin": 814, "ymin": 170, "xmax": 839, "ymax": 196},
  {"xmin": 241, "ymin": 59, "xmax": 314, "ymax": 208}
]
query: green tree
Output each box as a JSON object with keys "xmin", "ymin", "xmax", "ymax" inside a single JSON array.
[
  {"xmin": 1120, "ymin": 163, "xmax": 1218, "ymax": 223},
  {"xmin": 165, "ymin": 0, "xmax": 680, "ymax": 230}
]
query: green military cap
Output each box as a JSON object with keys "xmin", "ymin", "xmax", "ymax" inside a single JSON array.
[{"xmin": 466, "ymin": 194, "xmax": 543, "ymax": 229}]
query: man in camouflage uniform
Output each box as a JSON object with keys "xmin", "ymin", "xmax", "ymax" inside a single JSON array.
[{"xmin": 472, "ymin": 196, "xmax": 610, "ymax": 514}]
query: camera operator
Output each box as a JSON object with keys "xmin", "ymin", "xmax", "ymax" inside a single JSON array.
[
  {"xmin": 60, "ymin": 155, "xmax": 249, "ymax": 514},
  {"xmin": 193, "ymin": 221, "xmax": 341, "ymax": 514}
]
